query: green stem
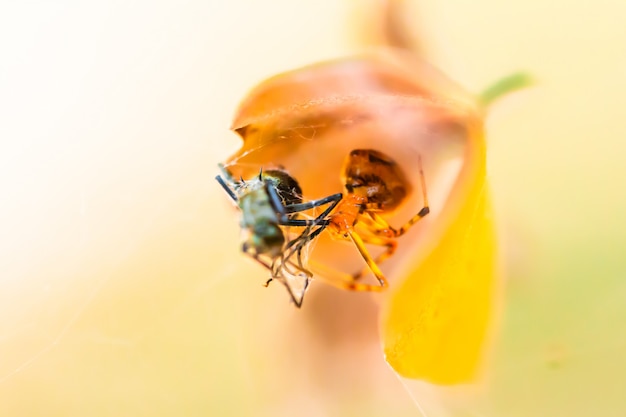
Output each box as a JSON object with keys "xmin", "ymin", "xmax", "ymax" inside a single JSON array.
[{"xmin": 479, "ymin": 72, "xmax": 534, "ymax": 107}]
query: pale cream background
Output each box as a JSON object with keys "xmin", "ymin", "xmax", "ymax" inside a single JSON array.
[{"xmin": 1, "ymin": 1, "xmax": 625, "ymax": 416}]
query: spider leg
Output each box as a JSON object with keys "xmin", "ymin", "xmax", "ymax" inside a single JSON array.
[
  {"xmin": 277, "ymin": 217, "xmax": 391, "ymax": 294},
  {"xmin": 284, "ymin": 193, "xmax": 343, "ymax": 215},
  {"xmin": 307, "ymin": 259, "xmax": 387, "ymax": 293},
  {"xmin": 277, "ymin": 193, "xmax": 343, "ymax": 226},
  {"xmin": 350, "ymin": 230, "xmax": 397, "ymax": 280},
  {"xmin": 367, "ymin": 154, "xmax": 430, "ymax": 237},
  {"xmin": 346, "ymin": 230, "xmax": 388, "ymax": 288},
  {"xmin": 368, "ymin": 207, "xmax": 428, "ymax": 238}
]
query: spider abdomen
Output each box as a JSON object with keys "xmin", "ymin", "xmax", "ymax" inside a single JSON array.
[{"xmin": 342, "ymin": 149, "xmax": 410, "ymax": 211}]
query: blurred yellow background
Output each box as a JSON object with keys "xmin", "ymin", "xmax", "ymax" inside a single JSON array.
[{"xmin": 1, "ymin": 1, "xmax": 624, "ymax": 416}]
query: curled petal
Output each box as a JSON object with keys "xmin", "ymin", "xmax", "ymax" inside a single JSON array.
[
  {"xmin": 380, "ymin": 126, "xmax": 496, "ymax": 383},
  {"xmin": 224, "ymin": 50, "xmax": 496, "ymax": 384}
]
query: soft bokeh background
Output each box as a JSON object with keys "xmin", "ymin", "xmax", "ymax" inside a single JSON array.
[{"xmin": 1, "ymin": 1, "xmax": 624, "ymax": 416}]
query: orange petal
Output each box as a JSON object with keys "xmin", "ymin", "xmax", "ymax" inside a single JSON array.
[{"xmin": 223, "ymin": 52, "xmax": 497, "ymax": 384}]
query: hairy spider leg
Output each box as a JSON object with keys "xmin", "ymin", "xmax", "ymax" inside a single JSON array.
[
  {"xmin": 350, "ymin": 221, "xmax": 398, "ymax": 280},
  {"xmin": 369, "ymin": 154, "xmax": 430, "ymax": 238},
  {"xmin": 345, "ymin": 229, "xmax": 389, "ymax": 287}
]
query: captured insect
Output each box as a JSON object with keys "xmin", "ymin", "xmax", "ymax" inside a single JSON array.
[
  {"xmin": 215, "ymin": 164, "xmax": 341, "ymax": 306},
  {"xmin": 296, "ymin": 148, "xmax": 430, "ymax": 292}
]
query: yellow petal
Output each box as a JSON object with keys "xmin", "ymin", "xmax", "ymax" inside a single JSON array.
[{"xmin": 380, "ymin": 120, "xmax": 497, "ymax": 384}]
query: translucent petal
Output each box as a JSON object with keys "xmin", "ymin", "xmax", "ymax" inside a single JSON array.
[
  {"xmin": 223, "ymin": 51, "xmax": 497, "ymax": 384},
  {"xmin": 381, "ymin": 154, "xmax": 496, "ymax": 383}
]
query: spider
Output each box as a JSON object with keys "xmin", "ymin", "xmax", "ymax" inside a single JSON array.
[{"xmin": 285, "ymin": 149, "xmax": 430, "ymax": 292}]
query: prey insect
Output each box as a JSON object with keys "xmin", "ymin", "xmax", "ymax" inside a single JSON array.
[
  {"xmin": 216, "ymin": 164, "xmax": 341, "ymax": 306},
  {"xmin": 298, "ymin": 149, "xmax": 430, "ymax": 292}
]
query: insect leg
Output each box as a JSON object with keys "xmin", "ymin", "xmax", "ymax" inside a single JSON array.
[
  {"xmin": 272, "ymin": 217, "xmax": 329, "ymax": 278},
  {"xmin": 215, "ymin": 175, "xmax": 238, "ymax": 203},
  {"xmin": 244, "ymin": 251, "xmax": 275, "ymax": 280},
  {"xmin": 291, "ymin": 224, "xmax": 326, "ymax": 272},
  {"xmin": 269, "ymin": 223, "xmax": 327, "ymax": 306},
  {"xmin": 251, "ymin": 250, "xmax": 310, "ymax": 307},
  {"xmin": 280, "ymin": 206, "xmax": 335, "ymax": 273},
  {"xmin": 283, "ymin": 277, "xmax": 309, "ymax": 308},
  {"xmin": 266, "ymin": 183, "xmax": 288, "ymax": 219},
  {"xmin": 270, "ymin": 250, "xmax": 311, "ymax": 308},
  {"xmin": 269, "ymin": 193, "xmax": 344, "ymax": 301},
  {"xmin": 273, "ymin": 225, "xmax": 319, "ymax": 280}
]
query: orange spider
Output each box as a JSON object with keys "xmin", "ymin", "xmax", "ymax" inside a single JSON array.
[{"xmin": 285, "ymin": 148, "xmax": 430, "ymax": 292}]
